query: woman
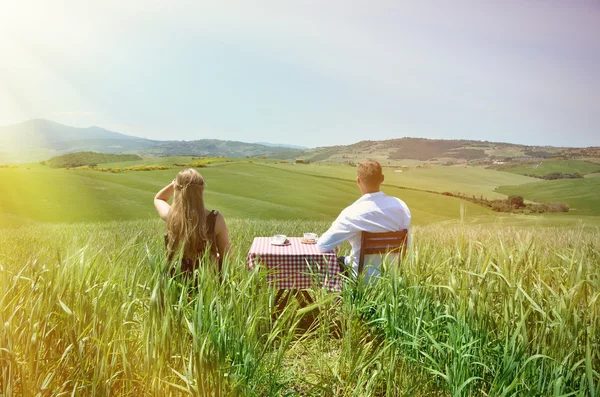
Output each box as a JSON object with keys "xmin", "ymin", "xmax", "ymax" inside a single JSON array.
[{"xmin": 154, "ymin": 168, "xmax": 230, "ymax": 274}]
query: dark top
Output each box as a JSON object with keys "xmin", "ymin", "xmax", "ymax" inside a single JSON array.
[{"xmin": 165, "ymin": 210, "xmax": 219, "ymax": 274}]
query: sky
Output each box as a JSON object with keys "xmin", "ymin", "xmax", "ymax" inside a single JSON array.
[{"xmin": 0, "ymin": 0, "xmax": 599, "ymax": 148}]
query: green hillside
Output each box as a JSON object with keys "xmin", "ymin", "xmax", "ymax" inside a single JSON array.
[
  {"xmin": 496, "ymin": 177, "xmax": 600, "ymax": 216},
  {"xmin": 500, "ymin": 159, "xmax": 600, "ymax": 177},
  {"xmin": 47, "ymin": 152, "xmax": 143, "ymax": 168},
  {"xmin": 0, "ymin": 163, "xmax": 494, "ymax": 227},
  {"xmin": 278, "ymin": 137, "xmax": 600, "ymax": 164},
  {"xmin": 2, "ymin": 161, "xmax": 599, "ymax": 229},
  {"xmin": 263, "ymin": 162, "xmax": 536, "ymax": 199}
]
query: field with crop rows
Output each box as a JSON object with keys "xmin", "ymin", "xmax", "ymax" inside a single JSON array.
[{"xmin": 1, "ymin": 219, "xmax": 598, "ymax": 395}]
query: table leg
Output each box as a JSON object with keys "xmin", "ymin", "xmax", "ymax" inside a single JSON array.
[{"xmin": 272, "ymin": 290, "xmax": 318, "ymax": 331}]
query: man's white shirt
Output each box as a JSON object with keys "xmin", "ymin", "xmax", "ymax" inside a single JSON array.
[{"xmin": 316, "ymin": 191, "xmax": 411, "ymax": 278}]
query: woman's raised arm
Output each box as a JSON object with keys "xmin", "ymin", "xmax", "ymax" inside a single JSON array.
[{"xmin": 154, "ymin": 181, "xmax": 175, "ymax": 221}]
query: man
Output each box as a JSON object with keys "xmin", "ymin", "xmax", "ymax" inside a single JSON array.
[{"xmin": 317, "ymin": 160, "xmax": 411, "ymax": 280}]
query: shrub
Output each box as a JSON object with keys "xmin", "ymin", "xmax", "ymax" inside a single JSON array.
[
  {"xmin": 491, "ymin": 202, "xmax": 511, "ymax": 212},
  {"xmin": 508, "ymin": 195, "xmax": 525, "ymax": 208},
  {"xmin": 525, "ymin": 172, "xmax": 584, "ymax": 180},
  {"xmin": 547, "ymin": 203, "xmax": 569, "ymax": 212}
]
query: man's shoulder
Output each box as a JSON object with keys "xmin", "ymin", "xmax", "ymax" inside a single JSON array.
[
  {"xmin": 373, "ymin": 193, "xmax": 409, "ymax": 209},
  {"xmin": 378, "ymin": 194, "xmax": 411, "ymax": 219},
  {"xmin": 388, "ymin": 195, "xmax": 410, "ymax": 208}
]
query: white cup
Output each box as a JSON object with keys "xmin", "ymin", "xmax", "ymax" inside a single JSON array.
[
  {"xmin": 273, "ymin": 234, "xmax": 287, "ymax": 244},
  {"xmin": 303, "ymin": 233, "xmax": 318, "ymax": 241}
]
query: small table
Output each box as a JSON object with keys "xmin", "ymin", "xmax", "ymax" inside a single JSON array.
[{"xmin": 247, "ymin": 237, "xmax": 342, "ymax": 291}]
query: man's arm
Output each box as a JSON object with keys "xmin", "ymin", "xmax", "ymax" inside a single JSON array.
[{"xmin": 316, "ymin": 212, "xmax": 356, "ymax": 253}]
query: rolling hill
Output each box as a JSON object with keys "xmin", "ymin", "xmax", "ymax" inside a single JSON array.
[
  {"xmin": 496, "ymin": 177, "xmax": 600, "ymax": 216},
  {"xmin": 0, "ymin": 162, "xmax": 492, "ymax": 226},
  {"xmin": 276, "ymin": 138, "xmax": 600, "ymax": 165},
  {"xmin": 1, "ymin": 160, "xmax": 598, "ymax": 229},
  {"xmin": 2, "ymin": 119, "xmax": 599, "ymax": 167}
]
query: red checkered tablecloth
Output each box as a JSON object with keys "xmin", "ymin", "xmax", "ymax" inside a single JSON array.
[{"xmin": 247, "ymin": 237, "xmax": 342, "ymax": 291}]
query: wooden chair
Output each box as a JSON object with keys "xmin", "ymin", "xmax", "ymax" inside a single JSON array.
[{"xmin": 357, "ymin": 230, "xmax": 408, "ymax": 274}]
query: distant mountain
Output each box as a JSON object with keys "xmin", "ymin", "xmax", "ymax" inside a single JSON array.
[
  {"xmin": 0, "ymin": 119, "xmax": 141, "ymax": 146},
  {"xmin": 254, "ymin": 142, "xmax": 308, "ymax": 150},
  {"xmin": 0, "ymin": 119, "xmax": 301, "ymax": 163},
  {"xmin": 0, "ymin": 119, "xmax": 156, "ymax": 162}
]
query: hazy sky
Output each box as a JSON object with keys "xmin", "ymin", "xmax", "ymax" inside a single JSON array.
[{"xmin": 1, "ymin": 1, "xmax": 599, "ymax": 147}]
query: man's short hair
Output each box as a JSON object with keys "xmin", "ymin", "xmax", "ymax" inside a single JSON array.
[{"xmin": 358, "ymin": 160, "xmax": 383, "ymax": 187}]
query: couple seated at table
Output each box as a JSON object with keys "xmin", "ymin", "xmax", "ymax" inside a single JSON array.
[{"xmin": 153, "ymin": 160, "xmax": 411, "ymax": 277}]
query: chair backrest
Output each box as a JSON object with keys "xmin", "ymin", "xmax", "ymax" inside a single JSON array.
[{"xmin": 358, "ymin": 230, "xmax": 408, "ymax": 274}]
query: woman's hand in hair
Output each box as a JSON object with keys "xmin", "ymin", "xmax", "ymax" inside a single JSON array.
[{"xmin": 154, "ymin": 181, "xmax": 175, "ymax": 221}]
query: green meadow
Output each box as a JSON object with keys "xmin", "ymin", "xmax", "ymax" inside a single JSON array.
[
  {"xmin": 502, "ymin": 159, "xmax": 600, "ymax": 177},
  {"xmin": 0, "ymin": 162, "xmax": 494, "ymax": 227},
  {"xmin": 1, "ymin": 158, "xmax": 599, "ymax": 395},
  {"xmin": 497, "ymin": 177, "xmax": 600, "ymax": 216},
  {"xmin": 264, "ymin": 162, "xmax": 537, "ymax": 199},
  {"xmin": 4, "ymin": 158, "xmax": 598, "ymax": 228},
  {"xmin": 1, "ymin": 219, "xmax": 598, "ymax": 395}
]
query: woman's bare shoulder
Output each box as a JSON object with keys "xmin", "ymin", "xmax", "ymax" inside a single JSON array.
[{"xmin": 214, "ymin": 212, "xmax": 227, "ymax": 232}]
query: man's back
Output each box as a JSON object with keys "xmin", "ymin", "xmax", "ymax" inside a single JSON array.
[{"xmin": 317, "ymin": 191, "xmax": 411, "ymax": 275}]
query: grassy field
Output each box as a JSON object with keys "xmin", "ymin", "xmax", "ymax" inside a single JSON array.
[
  {"xmin": 3, "ymin": 161, "xmax": 600, "ymax": 230},
  {"xmin": 1, "ymin": 157, "xmax": 599, "ymax": 395},
  {"xmin": 1, "ymin": 219, "xmax": 598, "ymax": 395},
  {"xmin": 85, "ymin": 155, "xmax": 538, "ymax": 200},
  {"xmin": 0, "ymin": 164, "xmax": 496, "ymax": 227},
  {"xmin": 496, "ymin": 177, "xmax": 600, "ymax": 216},
  {"xmin": 264, "ymin": 162, "xmax": 537, "ymax": 199},
  {"xmin": 501, "ymin": 160, "xmax": 600, "ymax": 177}
]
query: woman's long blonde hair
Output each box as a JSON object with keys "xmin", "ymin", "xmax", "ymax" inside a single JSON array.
[{"xmin": 167, "ymin": 168, "xmax": 208, "ymax": 260}]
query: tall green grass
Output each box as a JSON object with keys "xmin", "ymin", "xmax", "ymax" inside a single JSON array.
[{"xmin": 1, "ymin": 220, "xmax": 598, "ymax": 395}]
